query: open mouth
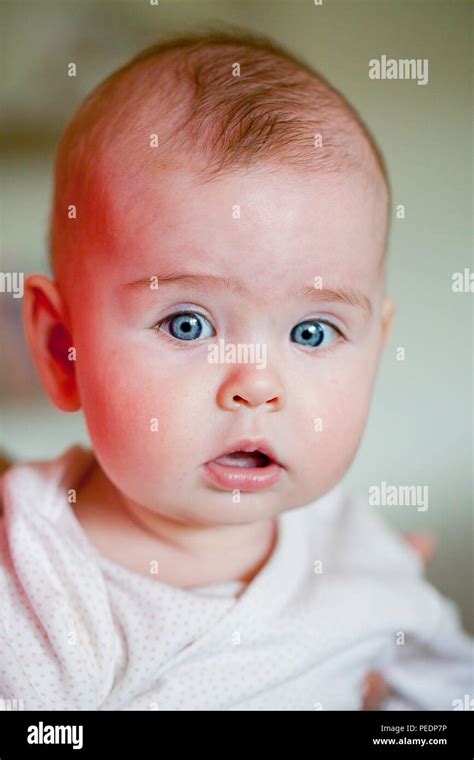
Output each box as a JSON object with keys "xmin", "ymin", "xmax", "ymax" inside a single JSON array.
[
  {"xmin": 203, "ymin": 442, "xmax": 283, "ymax": 491},
  {"xmin": 211, "ymin": 450, "xmax": 272, "ymax": 468}
]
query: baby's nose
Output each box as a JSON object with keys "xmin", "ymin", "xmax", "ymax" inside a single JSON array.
[{"xmin": 217, "ymin": 370, "xmax": 285, "ymax": 412}]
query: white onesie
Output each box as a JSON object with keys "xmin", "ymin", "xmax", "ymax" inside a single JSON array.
[{"xmin": 0, "ymin": 445, "xmax": 472, "ymax": 710}]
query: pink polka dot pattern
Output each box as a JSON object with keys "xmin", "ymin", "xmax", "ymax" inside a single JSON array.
[{"xmin": 0, "ymin": 445, "xmax": 472, "ymax": 710}]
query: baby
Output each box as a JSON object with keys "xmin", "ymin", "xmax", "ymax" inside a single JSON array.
[{"xmin": 1, "ymin": 30, "xmax": 472, "ymax": 711}]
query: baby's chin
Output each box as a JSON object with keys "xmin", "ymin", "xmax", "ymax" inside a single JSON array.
[{"xmin": 118, "ymin": 472, "xmax": 336, "ymax": 528}]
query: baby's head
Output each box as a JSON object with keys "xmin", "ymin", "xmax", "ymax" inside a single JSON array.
[{"xmin": 25, "ymin": 30, "xmax": 394, "ymax": 526}]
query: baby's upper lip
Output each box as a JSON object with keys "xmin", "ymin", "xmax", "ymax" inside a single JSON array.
[{"xmin": 208, "ymin": 438, "xmax": 284, "ymax": 467}]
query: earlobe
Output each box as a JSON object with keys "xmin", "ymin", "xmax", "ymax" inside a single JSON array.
[
  {"xmin": 381, "ymin": 297, "xmax": 396, "ymax": 348},
  {"xmin": 23, "ymin": 274, "xmax": 81, "ymax": 412}
]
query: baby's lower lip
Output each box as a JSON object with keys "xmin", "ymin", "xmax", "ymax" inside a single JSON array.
[{"xmin": 203, "ymin": 457, "xmax": 283, "ymax": 492}]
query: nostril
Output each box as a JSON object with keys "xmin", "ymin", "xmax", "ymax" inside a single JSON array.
[{"xmin": 232, "ymin": 395, "xmax": 248, "ymax": 405}]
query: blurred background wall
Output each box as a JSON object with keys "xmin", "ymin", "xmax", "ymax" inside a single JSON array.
[{"xmin": 1, "ymin": 0, "xmax": 472, "ymax": 631}]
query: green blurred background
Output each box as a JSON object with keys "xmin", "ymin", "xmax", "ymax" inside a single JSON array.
[{"xmin": 1, "ymin": 0, "xmax": 472, "ymax": 631}]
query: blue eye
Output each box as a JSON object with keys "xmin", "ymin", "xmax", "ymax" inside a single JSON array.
[
  {"xmin": 156, "ymin": 311, "xmax": 215, "ymax": 341},
  {"xmin": 290, "ymin": 320, "xmax": 339, "ymax": 349}
]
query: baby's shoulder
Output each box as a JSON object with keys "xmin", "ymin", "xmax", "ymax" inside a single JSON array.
[
  {"xmin": 0, "ymin": 470, "xmax": 10, "ymax": 569},
  {"xmin": 0, "ymin": 445, "xmax": 96, "ymax": 584},
  {"xmin": 301, "ymin": 485, "xmax": 424, "ymax": 578}
]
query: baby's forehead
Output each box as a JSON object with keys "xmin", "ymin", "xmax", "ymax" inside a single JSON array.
[
  {"xmin": 92, "ymin": 164, "xmax": 387, "ymax": 294},
  {"xmin": 104, "ymin": 151, "xmax": 385, "ymax": 223}
]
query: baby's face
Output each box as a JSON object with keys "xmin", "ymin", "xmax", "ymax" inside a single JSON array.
[{"xmin": 64, "ymin": 165, "xmax": 391, "ymax": 525}]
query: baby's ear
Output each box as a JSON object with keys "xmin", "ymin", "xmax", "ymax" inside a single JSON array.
[
  {"xmin": 381, "ymin": 297, "xmax": 396, "ymax": 348},
  {"xmin": 23, "ymin": 274, "xmax": 80, "ymax": 412}
]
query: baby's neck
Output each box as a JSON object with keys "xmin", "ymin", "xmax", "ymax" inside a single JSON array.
[{"xmin": 73, "ymin": 461, "xmax": 278, "ymax": 589}]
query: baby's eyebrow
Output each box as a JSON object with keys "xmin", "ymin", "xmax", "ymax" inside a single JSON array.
[{"xmin": 122, "ymin": 273, "xmax": 372, "ymax": 315}]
